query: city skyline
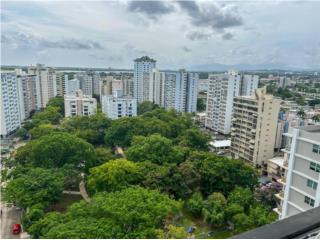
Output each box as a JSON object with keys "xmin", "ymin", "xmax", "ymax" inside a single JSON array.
[{"xmin": 1, "ymin": 0, "xmax": 320, "ymax": 70}]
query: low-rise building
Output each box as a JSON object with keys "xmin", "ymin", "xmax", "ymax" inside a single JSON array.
[
  {"xmin": 101, "ymin": 90, "xmax": 137, "ymax": 120},
  {"xmin": 64, "ymin": 90, "xmax": 97, "ymax": 117}
]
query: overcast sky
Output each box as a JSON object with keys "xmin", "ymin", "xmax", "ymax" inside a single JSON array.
[{"xmin": 1, "ymin": 0, "xmax": 320, "ymax": 70}]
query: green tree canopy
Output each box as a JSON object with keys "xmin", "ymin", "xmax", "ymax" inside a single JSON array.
[
  {"xmin": 29, "ymin": 187, "xmax": 180, "ymax": 238},
  {"xmin": 29, "ymin": 123, "xmax": 58, "ymax": 139},
  {"xmin": 47, "ymin": 96, "xmax": 64, "ymax": 115},
  {"xmin": 185, "ymin": 191, "xmax": 205, "ymax": 217},
  {"xmin": 87, "ymin": 159, "xmax": 142, "ymax": 194},
  {"xmin": 197, "ymin": 98, "xmax": 206, "ymax": 112},
  {"xmin": 3, "ymin": 168, "xmax": 64, "ymax": 209},
  {"xmin": 179, "ymin": 128, "xmax": 210, "ymax": 150},
  {"xmin": 138, "ymin": 101, "xmax": 159, "ymax": 115},
  {"xmin": 202, "ymin": 192, "xmax": 227, "ymax": 226},
  {"xmin": 126, "ymin": 134, "xmax": 184, "ymax": 164},
  {"xmin": 16, "ymin": 132, "xmax": 97, "ymax": 171},
  {"xmin": 227, "ymin": 187, "xmax": 253, "ymax": 212},
  {"xmin": 32, "ymin": 106, "xmax": 62, "ymax": 126}
]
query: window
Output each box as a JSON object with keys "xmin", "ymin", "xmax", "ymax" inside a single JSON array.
[
  {"xmin": 307, "ymin": 179, "xmax": 318, "ymax": 190},
  {"xmin": 304, "ymin": 196, "xmax": 315, "ymax": 207},
  {"xmin": 313, "ymin": 144, "xmax": 320, "ymax": 154},
  {"xmin": 310, "ymin": 162, "xmax": 320, "ymax": 172}
]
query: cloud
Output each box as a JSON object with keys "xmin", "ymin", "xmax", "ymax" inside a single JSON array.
[
  {"xmin": 182, "ymin": 46, "xmax": 191, "ymax": 52},
  {"xmin": 127, "ymin": 0, "xmax": 174, "ymax": 20},
  {"xmin": 2, "ymin": 32, "xmax": 104, "ymax": 50},
  {"xmin": 222, "ymin": 32, "xmax": 234, "ymax": 40},
  {"xmin": 185, "ymin": 31, "xmax": 212, "ymax": 41},
  {"xmin": 177, "ymin": 1, "xmax": 243, "ymax": 30}
]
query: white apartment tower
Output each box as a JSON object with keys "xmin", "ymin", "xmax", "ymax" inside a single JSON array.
[
  {"xmin": 133, "ymin": 56, "xmax": 156, "ymax": 103},
  {"xmin": 273, "ymin": 126, "xmax": 320, "ymax": 220},
  {"xmin": 1, "ymin": 72, "xmax": 21, "ymax": 137},
  {"xmin": 205, "ymin": 70, "xmax": 259, "ymax": 134},
  {"xmin": 28, "ymin": 64, "xmax": 57, "ymax": 108},
  {"xmin": 76, "ymin": 72, "xmax": 93, "ymax": 96},
  {"xmin": 55, "ymin": 72, "xmax": 69, "ymax": 96},
  {"xmin": 64, "ymin": 90, "xmax": 97, "ymax": 117},
  {"xmin": 67, "ymin": 79, "xmax": 80, "ymax": 95},
  {"xmin": 16, "ymin": 74, "xmax": 38, "ymax": 120},
  {"xmin": 230, "ymin": 87, "xmax": 280, "ymax": 168},
  {"xmin": 101, "ymin": 90, "xmax": 137, "ymax": 120}
]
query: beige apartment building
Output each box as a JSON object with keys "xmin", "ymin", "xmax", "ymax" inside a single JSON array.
[
  {"xmin": 230, "ymin": 87, "xmax": 280, "ymax": 169},
  {"xmin": 273, "ymin": 125, "xmax": 320, "ymax": 219}
]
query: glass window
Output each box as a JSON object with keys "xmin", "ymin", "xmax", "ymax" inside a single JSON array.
[
  {"xmin": 304, "ymin": 196, "xmax": 315, "ymax": 207},
  {"xmin": 310, "ymin": 162, "xmax": 320, "ymax": 172},
  {"xmin": 307, "ymin": 179, "xmax": 318, "ymax": 190},
  {"xmin": 313, "ymin": 144, "xmax": 320, "ymax": 154}
]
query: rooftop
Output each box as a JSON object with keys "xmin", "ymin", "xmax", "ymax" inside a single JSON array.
[
  {"xmin": 209, "ymin": 140, "xmax": 231, "ymax": 148},
  {"xmin": 134, "ymin": 56, "xmax": 156, "ymax": 62}
]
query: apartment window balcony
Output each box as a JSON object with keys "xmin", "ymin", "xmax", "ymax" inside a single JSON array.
[
  {"xmin": 278, "ymin": 177, "xmax": 286, "ymax": 185},
  {"xmin": 275, "ymin": 191, "xmax": 285, "ymax": 201},
  {"xmin": 272, "ymin": 207, "xmax": 282, "ymax": 216}
]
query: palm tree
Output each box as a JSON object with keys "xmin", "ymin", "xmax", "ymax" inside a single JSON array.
[
  {"xmin": 312, "ymin": 114, "xmax": 320, "ymax": 123},
  {"xmin": 297, "ymin": 109, "xmax": 306, "ymax": 119}
]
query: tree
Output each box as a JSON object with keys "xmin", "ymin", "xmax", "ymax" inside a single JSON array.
[
  {"xmin": 61, "ymin": 113, "xmax": 111, "ymax": 145},
  {"xmin": 126, "ymin": 134, "xmax": 184, "ymax": 165},
  {"xmin": 309, "ymin": 99, "xmax": 320, "ymax": 107},
  {"xmin": 138, "ymin": 101, "xmax": 159, "ymax": 115},
  {"xmin": 32, "ymin": 106, "xmax": 62, "ymax": 126},
  {"xmin": 16, "ymin": 127, "xmax": 28, "ymax": 140},
  {"xmin": 197, "ymin": 98, "xmax": 206, "ymax": 112},
  {"xmin": 29, "ymin": 187, "xmax": 180, "ymax": 238},
  {"xmin": 248, "ymin": 205, "xmax": 277, "ymax": 227},
  {"xmin": 94, "ymin": 147, "xmax": 116, "ymax": 165},
  {"xmin": 225, "ymin": 203, "xmax": 244, "ymax": 220},
  {"xmin": 104, "ymin": 117, "xmax": 144, "ymax": 147},
  {"xmin": 198, "ymin": 154, "xmax": 258, "ymax": 196},
  {"xmin": 47, "ymin": 96, "xmax": 65, "ymax": 115},
  {"xmin": 168, "ymin": 160, "xmax": 201, "ymax": 199},
  {"xmin": 87, "ymin": 159, "xmax": 142, "ymax": 194},
  {"xmin": 157, "ymin": 225, "xmax": 188, "ymax": 239},
  {"xmin": 3, "ymin": 168, "xmax": 64, "ymax": 209},
  {"xmin": 232, "ymin": 213, "xmax": 252, "ymax": 232},
  {"xmin": 185, "ymin": 191, "xmax": 205, "ymax": 217},
  {"xmin": 227, "ymin": 187, "xmax": 253, "ymax": 212},
  {"xmin": 17, "ymin": 132, "xmax": 97, "ymax": 172},
  {"xmin": 202, "ymin": 192, "xmax": 227, "ymax": 226},
  {"xmin": 29, "ymin": 124, "xmax": 57, "ymax": 139},
  {"xmin": 179, "ymin": 128, "xmax": 210, "ymax": 150}
]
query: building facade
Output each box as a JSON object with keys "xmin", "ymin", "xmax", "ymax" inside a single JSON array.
[
  {"xmin": 16, "ymin": 74, "xmax": 38, "ymax": 120},
  {"xmin": 230, "ymin": 87, "xmax": 280, "ymax": 168},
  {"xmin": 1, "ymin": 72, "xmax": 21, "ymax": 137},
  {"xmin": 205, "ymin": 71, "xmax": 259, "ymax": 134},
  {"xmin": 101, "ymin": 90, "xmax": 137, "ymax": 120},
  {"xmin": 273, "ymin": 125, "xmax": 320, "ymax": 220},
  {"xmin": 133, "ymin": 56, "xmax": 156, "ymax": 103},
  {"xmin": 67, "ymin": 79, "xmax": 80, "ymax": 95},
  {"xmin": 64, "ymin": 90, "xmax": 97, "ymax": 117},
  {"xmin": 28, "ymin": 64, "xmax": 56, "ymax": 108},
  {"xmin": 76, "ymin": 72, "xmax": 93, "ymax": 96},
  {"xmin": 55, "ymin": 72, "xmax": 69, "ymax": 96}
]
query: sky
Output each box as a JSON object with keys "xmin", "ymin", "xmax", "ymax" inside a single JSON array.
[{"xmin": 1, "ymin": 0, "xmax": 320, "ymax": 70}]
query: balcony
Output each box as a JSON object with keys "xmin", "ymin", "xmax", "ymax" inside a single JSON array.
[
  {"xmin": 273, "ymin": 207, "xmax": 282, "ymax": 216},
  {"xmin": 278, "ymin": 177, "xmax": 286, "ymax": 185},
  {"xmin": 275, "ymin": 191, "xmax": 284, "ymax": 200}
]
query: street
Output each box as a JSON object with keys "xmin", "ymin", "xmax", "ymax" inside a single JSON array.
[{"xmin": 1, "ymin": 202, "xmax": 21, "ymax": 239}]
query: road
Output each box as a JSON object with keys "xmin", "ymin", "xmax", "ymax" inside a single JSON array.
[{"xmin": 1, "ymin": 202, "xmax": 21, "ymax": 239}]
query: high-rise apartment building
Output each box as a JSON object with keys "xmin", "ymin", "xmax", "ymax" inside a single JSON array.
[
  {"xmin": 28, "ymin": 64, "xmax": 56, "ymax": 108},
  {"xmin": 76, "ymin": 72, "xmax": 93, "ymax": 96},
  {"xmin": 133, "ymin": 56, "xmax": 156, "ymax": 103},
  {"xmin": 16, "ymin": 74, "xmax": 38, "ymax": 120},
  {"xmin": 230, "ymin": 87, "xmax": 280, "ymax": 168},
  {"xmin": 122, "ymin": 77, "xmax": 134, "ymax": 97},
  {"xmin": 205, "ymin": 71, "xmax": 241, "ymax": 134},
  {"xmin": 88, "ymin": 71, "xmax": 101, "ymax": 95},
  {"xmin": 205, "ymin": 70, "xmax": 259, "ymax": 134},
  {"xmin": 55, "ymin": 72, "xmax": 69, "ymax": 96},
  {"xmin": 149, "ymin": 69, "xmax": 165, "ymax": 106},
  {"xmin": 1, "ymin": 72, "xmax": 21, "ymax": 137},
  {"xmin": 64, "ymin": 90, "xmax": 97, "ymax": 117},
  {"xmin": 273, "ymin": 125, "xmax": 320, "ymax": 220},
  {"xmin": 101, "ymin": 90, "xmax": 137, "ymax": 120},
  {"xmin": 67, "ymin": 79, "xmax": 80, "ymax": 95}
]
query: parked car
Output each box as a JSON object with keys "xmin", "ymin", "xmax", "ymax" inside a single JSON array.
[{"xmin": 12, "ymin": 224, "xmax": 21, "ymax": 234}]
